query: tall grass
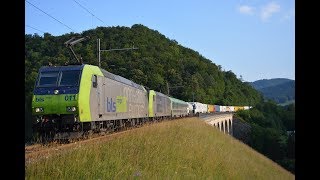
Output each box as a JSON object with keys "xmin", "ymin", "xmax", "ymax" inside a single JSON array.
[{"xmin": 26, "ymin": 118, "xmax": 294, "ymax": 179}]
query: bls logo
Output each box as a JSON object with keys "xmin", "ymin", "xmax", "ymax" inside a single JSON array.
[
  {"xmin": 36, "ymin": 97, "xmax": 44, "ymax": 102},
  {"xmin": 106, "ymin": 97, "xmax": 116, "ymax": 112}
]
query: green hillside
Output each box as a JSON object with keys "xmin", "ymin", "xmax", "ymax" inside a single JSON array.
[
  {"xmin": 25, "ymin": 24, "xmax": 262, "ymax": 106},
  {"xmin": 235, "ymin": 101, "xmax": 295, "ymax": 173},
  {"xmin": 25, "ymin": 24, "xmax": 263, "ymax": 140},
  {"xmin": 250, "ymin": 78, "xmax": 292, "ymax": 90},
  {"xmin": 250, "ymin": 78, "xmax": 295, "ymax": 104},
  {"xmin": 25, "ymin": 118, "xmax": 294, "ymax": 179}
]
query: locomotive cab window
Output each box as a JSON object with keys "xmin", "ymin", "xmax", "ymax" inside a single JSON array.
[
  {"xmin": 59, "ymin": 70, "xmax": 81, "ymax": 86},
  {"xmin": 92, "ymin": 75, "xmax": 97, "ymax": 88},
  {"xmin": 37, "ymin": 71, "xmax": 59, "ymax": 87}
]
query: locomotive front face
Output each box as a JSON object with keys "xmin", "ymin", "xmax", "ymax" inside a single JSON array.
[{"xmin": 32, "ymin": 65, "xmax": 83, "ymax": 116}]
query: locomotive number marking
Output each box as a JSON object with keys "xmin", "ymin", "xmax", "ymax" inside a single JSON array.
[{"xmin": 65, "ymin": 95, "xmax": 76, "ymax": 101}]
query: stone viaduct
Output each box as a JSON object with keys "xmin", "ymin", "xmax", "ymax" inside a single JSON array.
[{"xmin": 199, "ymin": 113, "xmax": 234, "ymax": 135}]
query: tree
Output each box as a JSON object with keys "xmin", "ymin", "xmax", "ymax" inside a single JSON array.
[{"xmin": 239, "ymin": 75, "xmax": 244, "ymax": 82}]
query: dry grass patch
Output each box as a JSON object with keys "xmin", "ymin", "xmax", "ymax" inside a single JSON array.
[{"xmin": 26, "ymin": 118, "xmax": 294, "ymax": 179}]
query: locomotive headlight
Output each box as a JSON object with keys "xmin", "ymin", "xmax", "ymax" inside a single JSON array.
[
  {"xmin": 66, "ymin": 106, "xmax": 77, "ymax": 112},
  {"xmin": 71, "ymin": 107, "xmax": 77, "ymax": 111},
  {"xmin": 35, "ymin": 107, "xmax": 44, "ymax": 113},
  {"xmin": 54, "ymin": 90, "xmax": 59, "ymax": 95}
]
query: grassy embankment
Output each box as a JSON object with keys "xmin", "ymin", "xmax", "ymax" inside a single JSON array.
[{"xmin": 26, "ymin": 117, "xmax": 294, "ymax": 179}]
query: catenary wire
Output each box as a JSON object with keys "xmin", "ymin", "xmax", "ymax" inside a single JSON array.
[{"xmin": 26, "ymin": 0, "xmax": 76, "ymax": 32}]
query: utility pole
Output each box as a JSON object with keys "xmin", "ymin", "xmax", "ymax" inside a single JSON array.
[
  {"xmin": 97, "ymin": 38, "xmax": 101, "ymax": 67},
  {"xmin": 97, "ymin": 38, "xmax": 138, "ymax": 67}
]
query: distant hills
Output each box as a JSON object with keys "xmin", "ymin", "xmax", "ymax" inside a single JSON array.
[{"xmin": 250, "ymin": 78, "xmax": 295, "ymax": 105}]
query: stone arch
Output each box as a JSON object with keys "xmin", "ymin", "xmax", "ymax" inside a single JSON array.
[
  {"xmin": 225, "ymin": 120, "xmax": 228, "ymax": 133},
  {"xmin": 229, "ymin": 119, "xmax": 232, "ymax": 134},
  {"xmin": 221, "ymin": 121, "xmax": 224, "ymax": 133}
]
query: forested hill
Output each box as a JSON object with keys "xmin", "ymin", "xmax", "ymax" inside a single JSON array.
[
  {"xmin": 25, "ymin": 24, "xmax": 262, "ymax": 106},
  {"xmin": 250, "ymin": 78, "xmax": 295, "ymax": 104},
  {"xmin": 250, "ymin": 78, "xmax": 292, "ymax": 90}
]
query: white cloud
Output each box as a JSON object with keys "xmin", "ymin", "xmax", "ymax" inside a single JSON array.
[
  {"xmin": 238, "ymin": 5, "xmax": 255, "ymax": 15},
  {"xmin": 261, "ymin": 2, "xmax": 280, "ymax": 21}
]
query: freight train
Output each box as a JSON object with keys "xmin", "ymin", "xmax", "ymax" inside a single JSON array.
[
  {"xmin": 31, "ymin": 63, "xmax": 191, "ymax": 140},
  {"xmin": 31, "ymin": 37, "xmax": 250, "ymax": 140},
  {"xmin": 31, "ymin": 62, "xmax": 250, "ymax": 140}
]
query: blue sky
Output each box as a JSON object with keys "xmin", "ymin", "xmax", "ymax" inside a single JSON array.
[{"xmin": 25, "ymin": 0, "xmax": 295, "ymax": 82}]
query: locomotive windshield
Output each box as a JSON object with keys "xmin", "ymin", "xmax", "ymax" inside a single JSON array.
[
  {"xmin": 38, "ymin": 71, "xmax": 59, "ymax": 87},
  {"xmin": 37, "ymin": 70, "xmax": 81, "ymax": 87},
  {"xmin": 59, "ymin": 70, "xmax": 81, "ymax": 86}
]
